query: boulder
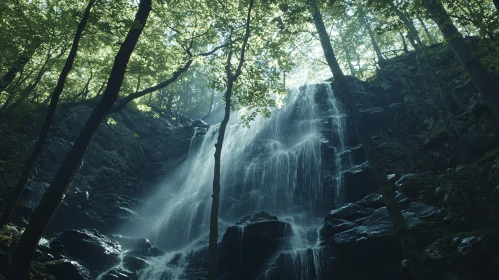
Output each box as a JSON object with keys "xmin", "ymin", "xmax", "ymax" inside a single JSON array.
[
  {"xmin": 324, "ymin": 203, "xmax": 373, "ymax": 221},
  {"xmin": 343, "ymin": 163, "xmax": 377, "ymax": 203},
  {"xmin": 44, "ymin": 259, "xmax": 92, "ymax": 280},
  {"xmin": 99, "ymin": 268, "xmax": 134, "ymax": 280},
  {"xmin": 356, "ymin": 193, "xmax": 384, "ymax": 209},
  {"xmin": 217, "ymin": 212, "xmax": 293, "ymax": 280},
  {"xmin": 320, "ymin": 201, "xmax": 443, "ymax": 280},
  {"xmin": 424, "ymin": 232, "xmax": 499, "ymax": 279},
  {"xmin": 50, "ymin": 229, "xmax": 121, "ymax": 273}
]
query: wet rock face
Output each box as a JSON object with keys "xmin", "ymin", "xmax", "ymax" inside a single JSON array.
[
  {"xmin": 50, "ymin": 229, "xmax": 122, "ymax": 273},
  {"xmin": 3, "ymin": 103, "xmax": 207, "ymax": 233},
  {"xmin": 176, "ymin": 212, "xmax": 293, "ymax": 280},
  {"xmin": 21, "ymin": 229, "xmax": 166, "ymax": 280},
  {"xmin": 319, "ymin": 197, "xmax": 443, "ymax": 280},
  {"xmin": 218, "ymin": 212, "xmax": 293, "ymax": 280},
  {"xmin": 44, "ymin": 259, "xmax": 93, "ymax": 280}
]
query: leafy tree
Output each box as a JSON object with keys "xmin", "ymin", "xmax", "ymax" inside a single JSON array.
[
  {"xmin": 8, "ymin": 0, "xmax": 152, "ymax": 277},
  {"xmin": 0, "ymin": 0, "xmax": 97, "ymax": 230}
]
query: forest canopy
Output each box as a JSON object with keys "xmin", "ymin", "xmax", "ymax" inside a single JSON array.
[{"xmin": 1, "ymin": 0, "xmax": 497, "ymax": 121}]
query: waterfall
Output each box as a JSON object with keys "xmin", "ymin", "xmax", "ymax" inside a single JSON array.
[{"xmin": 134, "ymin": 84, "xmax": 349, "ymax": 279}]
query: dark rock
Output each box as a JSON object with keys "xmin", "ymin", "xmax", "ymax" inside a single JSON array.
[
  {"xmin": 343, "ymin": 163, "xmax": 377, "ymax": 203},
  {"xmin": 395, "ymin": 173, "xmax": 435, "ymax": 199},
  {"xmin": 50, "ymin": 229, "xmax": 121, "ymax": 273},
  {"xmin": 110, "ymin": 235, "xmax": 163, "ymax": 257},
  {"xmin": 332, "ymin": 207, "xmax": 424, "ymax": 245},
  {"xmin": 424, "ymin": 231, "xmax": 499, "ymax": 279},
  {"xmin": 192, "ymin": 119, "xmax": 209, "ymax": 128},
  {"xmin": 395, "ymin": 191, "xmax": 411, "ymax": 209},
  {"xmin": 218, "ymin": 213, "xmax": 293, "ymax": 279},
  {"xmin": 320, "ymin": 218, "xmax": 357, "ymax": 241},
  {"xmin": 63, "ymin": 188, "xmax": 89, "ymax": 210},
  {"xmin": 99, "ymin": 268, "xmax": 134, "ymax": 280},
  {"xmin": 44, "ymin": 259, "xmax": 92, "ymax": 280},
  {"xmin": 319, "ymin": 201, "xmax": 444, "ymax": 280},
  {"xmin": 359, "ymin": 107, "xmax": 390, "ymax": 130},
  {"xmin": 264, "ymin": 247, "xmax": 328, "ymax": 280},
  {"xmin": 122, "ymin": 254, "xmax": 148, "ymax": 271},
  {"xmin": 387, "ymin": 173, "xmax": 400, "ymax": 183},
  {"xmin": 236, "ymin": 211, "xmax": 278, "ymax": 226},
  {"xmin": 12, "ymin": 180, "xmax": 49, "ymax": 223},
  {"xmin": 356, "ymin": 193, "xmax": 384, "ymax": 209},
  {"xmin": 324, "ymin": 203, "xmax": 373, "ymax": 221}
]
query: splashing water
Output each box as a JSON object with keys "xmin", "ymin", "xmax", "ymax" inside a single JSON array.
[{"xmin": 133, "ymin": 84, "xmax": 350, "ymax": 279}]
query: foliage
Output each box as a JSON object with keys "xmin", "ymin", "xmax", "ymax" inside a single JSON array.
[{"xmin": 0, "ymin": 0, "xmax": 497, "ymax": 122}]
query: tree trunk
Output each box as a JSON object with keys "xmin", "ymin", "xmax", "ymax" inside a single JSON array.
[
  {"xmin": 158, "ymin": 89, "xmax": 164, "ymax": 109},
  {"xmin": 166, "ymin": 91, "xmax": 174, "ymax": 114},
  {"xmin": 0, "ymin": 0, "xmax": 97, "ymax": 231},
  {"xmin": 423, "ymin": 0, "xmax": 499, "ymax": 120},
  {"xmin": 208, "ymin": 1, "xmax": 254, "ymax": 279},
  {"xmin": 310, "ymin": 1, "xmax": 430, "ymax": 279},
  {"xmin": 0, "ymin": 38, "xmax": 42, "ymax": 95},
  {"xmin": 416, "ymin": 14, "xmax": 436, "ymax": 44},
  {"xmin": 494, "ymin": 0, "xmax": 499, "ymax": 12},
  {"xmin": 388, "ymin": 2, "xmax": 423, "ymax": 48},
  {"xmin": 400, "ymin": 32, "xmax": 410, "ymax": 53},
  {"xmin": 353, "ymin": 48, "xmax": 364, "ymax": 78},
  {"xmin": 358, "ymin": 6, "xmax": 386, "ymax": 66},
  {"xmin": 8, "ymin": 1, "xmax": 151, "ymax": 278},
  {"xmin": 74, "ymin": 71, "xmax": 93, "ymax": 101},
  {"xmin": 338, "ymin": 26, "xmax": 356, "ymax": 77},
  {"xmin": 202, "ymin": 88, "xmax": 215, "ymax": 120}
]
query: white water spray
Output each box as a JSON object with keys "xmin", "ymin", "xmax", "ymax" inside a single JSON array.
[{"xmin": 134, "ymin": 84, "xmax": 349, "ymax": 279}]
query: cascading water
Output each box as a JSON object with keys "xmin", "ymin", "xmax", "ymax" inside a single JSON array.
[{"xmin": 133, "ymin": 84, "xmax": 351, "ymax": 280}]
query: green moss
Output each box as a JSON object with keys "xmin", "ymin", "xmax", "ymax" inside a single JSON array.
[
  {"xmin": 8, "ymin": 100, "xmax": 39, "ymax": 118},
  {"xmin": 0, "ymin": 225, "xmax": 22, "ymax": 252}
]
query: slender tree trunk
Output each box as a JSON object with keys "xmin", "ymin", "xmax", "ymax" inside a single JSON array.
[
  {"xmin": 202, "ymin": 88, "xmax": 215, "ymax": 120},
  {"xmin": 96, "ymin": 80, "xmax": 106, "ymax": 96},
  {"xmin": 208, "ymin": 1, "xmax": 253, "ymax": 279},
  {"xmin": 0, "ymin": 39, "xmax": 42, "ymax": 95},
  {"xmin": 423, "ymin": 0, "xmax": 499, "ymax": 120},
  {"xmin": 158, "ymin": 89, "xmax": 164, "ymax": 109},
  {"xmin": 166, "ymin": 91, "xmax": 174, "ymax": 114},
  {"xmin": 338, "ymin": 27, "xmax": 356, "ymax": 76},
  {"xmin": 310, "ymin": 1, "xmax": 430, "ymax": 279},
  {"xmin": 0, "ymin": 0, "xmax": 97, "ymax": 231},
  {"xmin": 8, "ymin": 1, "xmax": 151, "ymax": 278},
  {"xmin": 74, "ymin": 71, "xmax": 93, "ymax": 101},
  {"xmin": 389, "ymin": 3, "xmax": 423, "ymax": 48},
  {"xmin": 358, "ymin": 6, "xmax": 386, "ymax": 66},
  {"xmin": 81, "ymin": 72, "xmax": 92, "ymax": 100},
  {"xmin": 175, "ymin": 91, "xmax": 182, "ymax": 116},
  {"xmin": 416, "ymin": 14, "xmax": 436, "ymax": 44},
  {"xmin": 400, "ymin": 32, "xmax": 410, "ymax": 53},
  {"xmin": 353, "ymin": 49, "xmax": 364, "ymax": 78}
]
